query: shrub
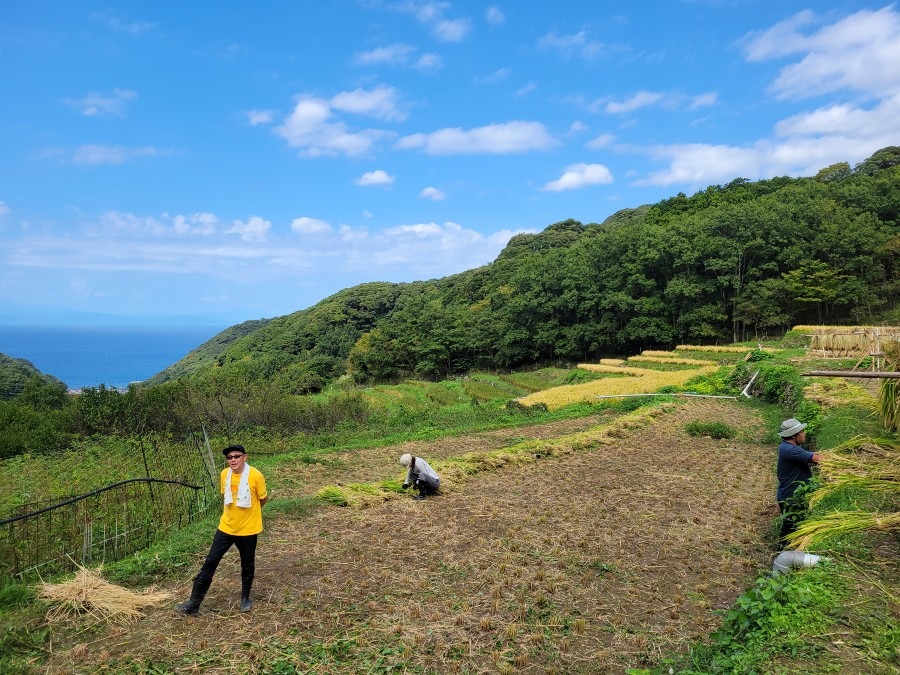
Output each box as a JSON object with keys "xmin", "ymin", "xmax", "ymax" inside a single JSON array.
[
  {"xmin": 753, "ymin": 363, "xmax": 804, "ymax": 408},
  {"xmin": 685, "ymin": 421, "xmax": 736, "ymax": 439}
]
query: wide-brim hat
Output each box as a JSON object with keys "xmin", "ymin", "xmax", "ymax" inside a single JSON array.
[
  {"xmin": 399, "ymin": 453, "xmax": 412, "ymax": 467},
  {"xmin": 778, "ymin": 419, "xmax": 807, "ymax": 437}
]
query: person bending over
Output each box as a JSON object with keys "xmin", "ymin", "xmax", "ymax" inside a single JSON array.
[{"xmin": 399, "ymin": 453, "xmax": 440, "ymax": 500}]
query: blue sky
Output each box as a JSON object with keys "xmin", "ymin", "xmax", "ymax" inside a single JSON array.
[{"xmin": 2, "ymin": 1, "xmax": 899, "ymax": 326}]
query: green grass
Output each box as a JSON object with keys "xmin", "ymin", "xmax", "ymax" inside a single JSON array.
[
  {"xmin": 0, "ymin": 579, "xmax": 49, "ymax": 675},
  {"xmin": 684, "ymin": 420, "xmax": 736, "ymax": 439},
  {"xmin": 660, "ymin": 563, "xmax": 844, "ymax": 674}
]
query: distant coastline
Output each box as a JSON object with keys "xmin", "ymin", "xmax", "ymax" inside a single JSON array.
[{"xmin": 0, "ymin": 325, "xmax": 228, "ymax": 390}]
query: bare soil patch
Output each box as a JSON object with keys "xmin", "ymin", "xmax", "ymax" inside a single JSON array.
[{"xmin": 46, "ymin": 401, "xmax": 779, "ymax": 674}]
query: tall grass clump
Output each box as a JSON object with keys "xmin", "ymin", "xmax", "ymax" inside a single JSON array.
[{"xmin": 685, "ymin": 421, "xmax": 736, "ymax": 439}]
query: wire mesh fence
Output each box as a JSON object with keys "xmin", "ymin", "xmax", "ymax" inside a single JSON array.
[{"xmin": 0, "ymin": 431, "xmax": 218, "ymax": 579}]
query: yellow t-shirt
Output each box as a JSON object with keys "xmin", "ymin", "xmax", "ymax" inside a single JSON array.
[{"xmin": 218, "ymin": 465, "xmax": 267, "ymax": 536}]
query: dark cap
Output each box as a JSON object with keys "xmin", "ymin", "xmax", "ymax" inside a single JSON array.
[{"xmin": 222, "ymin": 444, "xmax": 246, "ymax": 456}]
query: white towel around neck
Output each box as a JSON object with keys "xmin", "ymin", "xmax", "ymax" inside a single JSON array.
[{"xmin": 224, "ymin": 463, "xmax": 252, "ymax": 508}]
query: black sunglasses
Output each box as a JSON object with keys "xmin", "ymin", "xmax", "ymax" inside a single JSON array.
[{"xmin": 226, "ymin": 454, "xmax": 245, "ymax": 460}]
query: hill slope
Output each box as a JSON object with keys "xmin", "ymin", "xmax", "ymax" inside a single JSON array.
[
  {"xmin": 150, "ymin": 149, "xmax": 900, "ymax": 390},
  {"xmin": 0, "ymin": 353, "xmax": 67, "ymax": 399}
]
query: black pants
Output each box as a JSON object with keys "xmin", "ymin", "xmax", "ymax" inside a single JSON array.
[
  {"xmin": 415, "ymin": 475, "xmax": 439, "ymax": 496},
  {"xmin": 778, "ymin": 501, "xmax": 799, "ymax": 544},
  {"xmin": 195, "ymin": 529, "xmax": 258, "ymax": 586}
]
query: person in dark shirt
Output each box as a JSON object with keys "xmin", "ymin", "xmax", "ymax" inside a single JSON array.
[{"xmin": 776, "ymin": 418, "xmax": 822, "ymax": 543}]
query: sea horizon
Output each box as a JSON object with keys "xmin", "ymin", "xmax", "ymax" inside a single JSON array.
[{"xmin": 0, "ymin": 324, "xmax": 229, "ymax": 390}]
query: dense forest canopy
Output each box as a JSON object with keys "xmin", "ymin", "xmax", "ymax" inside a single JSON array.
[{"xmin": 145, "ymin": 148, "xmax": 897, "ymax": 390}]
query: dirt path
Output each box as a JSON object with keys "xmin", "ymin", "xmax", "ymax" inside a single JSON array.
[{"xmin": 46, "ymin": 400, "xmax": 777, "ymax": 674}]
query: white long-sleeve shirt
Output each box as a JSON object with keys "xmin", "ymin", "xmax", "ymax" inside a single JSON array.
[{"xmin": 405, "ymin": 456, "xmax": 439, "ymax": 484}]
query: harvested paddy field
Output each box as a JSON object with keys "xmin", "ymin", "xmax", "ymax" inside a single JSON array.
[{"xmin": 46, "ymin": 400, "xmax": 779, "ymax": 674}]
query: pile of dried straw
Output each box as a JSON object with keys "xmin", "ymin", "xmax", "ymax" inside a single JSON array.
[{"xmin": 40, "ymin": 566, "xmax": 172, "ymax": 623}]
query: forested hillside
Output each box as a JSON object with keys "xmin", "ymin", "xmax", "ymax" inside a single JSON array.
[
  {"xmin": 152, "ymin": 147, "xmax": 900, "ymax": 391},
  {"xmin": 0, "ymin": 354, "xmax": 67, "ymax": 400}
]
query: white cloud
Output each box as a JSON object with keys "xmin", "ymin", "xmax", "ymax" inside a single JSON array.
[
  {"xmin": 93, "ymin": 211, "xmax": 218, "ymax": 237},
  {"xmin": 90, "ymin": 10, "xmax": 156, "ymax": 35},
  {"xmin": 515, "ymin": 81, "xmax": 537, "ymax": 97},
  {"xmin": 434, "ymin": 18, "xmax": 471, "ymax": 42},
  {"xmin": 394, "ymin": 2, "xmax": 471, "ymax": 42},
  {"xmin": 741, "ymin": 6, "xmax": 900, "ymax": 99},
  {"xmin": 569, "ymin": 121, "xmax": 588, "ymax": 133},
  {"xmin": 339, "ymin": 223, "xmax": 369, "ymax": 243},
  {"xmin": 689, "ymin": 92, "xmax": 718, "ymax": 110},
  {"xmin": 604, "ymin": 91, "xmax": 665, "ymax": 114},
  {"xmin": 274, "ymin": 95, "xmax": 393, "ymax": 157},
  {"xmin": 291, "ymin": 216, "xmax": 332, "ymax": 234},
  {"xmin": 227, "ymin": 216, "xmax": 271, "ymax": 242},
  {"xmin": 413, "ymin": 3, "xmax": 445, "ymax": 24},
  {"xmin": 361, "ymin": 221, "xmax": 528, "ymax": 273},
  {"xmin": 331, "ymin": 85, "xmax": 405, "ymax": 121},
  {"xmin": 542, "ymin": 163, "xmax": 614, "ymax": 191},
  {"xmin": 538, "ymin": 30, "xmax": 607, "ymax": 61},
  {"xmin": 635, "ymin": 110, "xmax": 900, "ymax": 186},
  {"xmin": 414, "ymin": 53, "xmax": 443, "ymax": 70},
  {"xmin": 419, "ymin": 186, "xmax": 446, "ymax": 200},
  {"xmin": 355, "ymin": 170, "xmax": 396, "ymax": 186},
  {"xmin": 397, "ymin": 121, "xmax": 556, "ymax": 155},
  {"xmin": 3, "ymin": 208, "xmax": 535, "ymax": 306},
  {"xmin": 635, "ymin": 9, "xmax": 900, "ymax": 189},
  {"xmin": 740, "ymin": 10, "xmax": 816, "ymax": 61},
  {"xmin": 246, "ymin": 109, "xmax": 274, "ymax": 125},
  {"xmin": 0, "ymin": 201, "xmax": 10, "ymax": 217},
  {"xmin": 362, "ymin": 210, "xmax": 374, "ymax": 219},
  {"xmin": 485, "ymin": 6, "xmax": 506, "ymax": 25},
  {"xmin": 586, "ymin": 133, "xmax": 615, "ymax": 149},
  {"xmin": 172, "ymin": 213, "xmax": 218, "ymax": 235},
  {"xmin": 636, "ymin": 144, "xmax": 760, "ymax": 187},
  {"xmin": 476, "ymin": 67, "xmax": 511, "ymax": 84},
  {"xmin": 71, "ymin": 145, "xmax": 161, "ymax": 165},
  {"xmin": 63, "ymin": 88, "xmax": 137, "ymax": 117},
  {"xmin": 354, "ymin": 43, "xmax": 416, "ymax": 66}
]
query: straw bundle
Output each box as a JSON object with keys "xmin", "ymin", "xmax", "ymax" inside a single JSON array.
[
  {"xmin": 676, "ymin": 344, "xmax": 778, "ymax": 353},
  {"xmin": 627, "ymin": 355, "xmax": 717, "ymax": 366},
  {"xmin": 880, "ymin": 340, "xmax": 900, "ymax": 431},
  {"xmin": 576, "ymin": 363, "xmax": 642, "ymax": 375},
  {"xmin": 792, "ymin": 325, "xmax": 900, "ymax": 334},
  {"xmin": 40, "ymin": 566, "xmax": 172, "ymax": 623},
  {"xmin": 788, "ymin": 511, "xmax": 900, "ymax": 550}
]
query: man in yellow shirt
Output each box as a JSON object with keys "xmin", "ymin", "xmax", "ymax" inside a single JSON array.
[{"xmin": 175, "ymin": 444, "xmax": 268, "ymax": 615}]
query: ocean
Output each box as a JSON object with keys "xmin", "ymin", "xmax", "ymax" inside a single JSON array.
[{"xmin": 0, "ymin": 325, "xmax": 228, "ymax": 390}]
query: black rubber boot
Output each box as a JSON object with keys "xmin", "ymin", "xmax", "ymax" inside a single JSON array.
[
  {"xmin": 240, "ymin": 576, "xmax": 253, "ymax": 612},
  {"xmin": 174, "ymin": 579, "xmax": 210, "ymax": 616}
]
